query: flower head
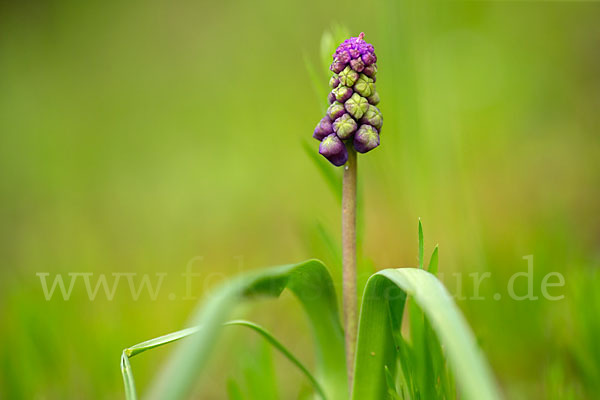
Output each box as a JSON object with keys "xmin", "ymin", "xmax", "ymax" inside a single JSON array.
[{"xmin": 313, "ymin": 32, "xmax": 382, "ymax": 166}]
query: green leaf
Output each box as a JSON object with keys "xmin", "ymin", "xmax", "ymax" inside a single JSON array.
[
  {"xmin": 122, "ymin": 320, "xmax": 326, "ymax": 400},
  {"xmin": 320, "ymin": 24, "xmax": 350, "ymax": 75},
  {"xmin": 384, "ymin": 365, "xmax": 402, "ymax": 400},
  {"xmin": 146, "ymin": 260, "xmax": 347, "ymax": 400},
  {"xmin": 428, "ymin": 245, "xmax": 439, "ymax": 275},
  {"xmin": 302, "ymin": 53, "xmax": 329, "ymax": 111},
  {"xmin": 352, "ymin": 268, "xmax": 500, "ymax": 400},
  {"xmin": 418, "ymin": 219, "xmax": 424, "ymax": 269},
  {"xmin": 125, "ymin": 326, "xmax": 200, "ymax": 358},
  {"xmin": 120, "ymin": 351, "xmax": 137, "ymax": 400},
  {"xmin": 302, "ymin": 140, "xmax": 342, "ymax": 202}
]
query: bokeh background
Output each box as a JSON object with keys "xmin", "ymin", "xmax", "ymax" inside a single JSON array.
[{"xmin": 1, "ymin": 0, "xmax": 599, "ymax": 398}]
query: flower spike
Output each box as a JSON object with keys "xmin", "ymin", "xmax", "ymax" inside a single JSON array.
[{"xmin": 313, "ymin": 33, "xmax": 382, "ymax": 166}]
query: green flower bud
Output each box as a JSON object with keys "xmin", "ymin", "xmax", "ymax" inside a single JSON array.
[
  {"xmin": 338, "ymin": 66, "xmax": 359, "ymax": 87},
  {"xmin": 333, "ymin": 114, "xmax": 357, "ymax": 140},
  {"xmin": 367, "ymin": 91, "xmax": 380, "ymax": 105},
  {"xmin": 344, "ymin": 93, "xmax": 369, "ymax": 120},
  {"xmin": 327, "ymin": 101, "xmax": 346, "ymax": 120},
  {"xmin": 360, "ymin": 105, "xmax": 383, "ymax": 130},
  {"xmin": 332, "ymin": 85, "xmax": 353, "ymax": 102},
  {"xmin": 353, "ymin": 74, "xmax": 374, "ymax": 97}
]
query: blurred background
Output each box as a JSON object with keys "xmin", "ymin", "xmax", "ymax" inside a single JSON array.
[{"xmin": 1, "ymin": 0, "xmax": 599, "ymax": 398}]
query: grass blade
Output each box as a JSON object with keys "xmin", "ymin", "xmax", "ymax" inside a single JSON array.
[
  {"xmin": 418, "ymin": 219, "xmax": 424, "ymax": 269},
  {"xmin": 122, "ymin": 319, "xmax": 329, "ymax": 400},
  {"xmin": 302, "ymin": 140, "xmax": 342, "ymax": 202},
  {"xmin": 125, "ymin": 326, "xmax": 201, "ymax": 358},
  {"xmin": 428, "ymin": 245, "xmax": 439, "ymax": 275},
  {"xmin": 146, "ymin": 259, "xmax": 347, "ymax": 400},
  {"xmin": 120, "ymin": 351, "xmax": 137, "ymax": 400},
  {"xmin": 352, "ymin": 268, "xmax": 501, "ymax": 400}
]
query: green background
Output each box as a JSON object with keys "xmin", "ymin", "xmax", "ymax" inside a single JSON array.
[{"xmin": 1, "ymin": 0, "xmax": 599, "ymax": 398}]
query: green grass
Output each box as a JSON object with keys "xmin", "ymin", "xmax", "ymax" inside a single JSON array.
[
  {"xmin": 1, "ymin": 1, "xmax": 599, "ymax": 399},
  {"xmin": 120, "ymin": 224, "xmax": 500, "ymax": 399}
]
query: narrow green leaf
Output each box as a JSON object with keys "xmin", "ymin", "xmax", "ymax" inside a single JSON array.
[
  {"xmin": 120, "ymin": 351, "xmax": 137, "ymax": 400},
  {"xmin": 351, "ymin": 273, "xmax": 399, "ymax": 400},
  {"xmin": 320, "ymin": 24, "xmax": 350, "ymax": 74},
  {"xmin": 147, "ymin": 260, "xmax": 347, "ymax": 400},
  {"xmin": 320, "ymin": 31, "xmax": 334, "ymax": 74},
  {"xmin": 125, "ymin": 326, "xmax": 200, "ymax": 358},
  {"xmin": 352, "ymin": 268, "xmax": 501, "ymax": 400},
  {"xmin": 122, "ymin": 320, "xmax": 326, "ymax": 400},
  {"xmin": 314, "ymin": 221, "xmax": 342, "ymax": 270},
  {"xmin": 302, "ymin": 53, "xmax": 328, "ymax": 111},
  {"xmin": 302, "ymin": 140, "xmax": 342, "ymax": 202},
  {"xmin": 384, "ymin": 365, "xmax": 402, "ymax": 400},
  {"xmin": 418, "ymin": 219, "xmax": 424, "ymax": 269},
  {"xmin": 428, "ymin": 245, "xmax": 439, "ymax": 275}
]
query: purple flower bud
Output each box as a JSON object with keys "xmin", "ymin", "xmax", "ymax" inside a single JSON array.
[
  {"xmin": 361, "ymin": 53, "xmax": 376, "ymax": 66},
  {"xmin": 337, "ymin": 51, "xmax": 351, "ymax": 64},
  {"xmin": 344, "ymin": 93, "xmax": 369, "ymax": 120},
  {"xmin": 330, "ymin": 60, "xmax": 346, "ymax": 74},
  {"xmin": 360, "ymin": 105, "xmax": 383, "ymax": 130},
  {"xmin": 353, "ymin": 74, "xmax": 374, "ymax": 97},
  {"xmin": 353, "ymin": 125, "xmax": 380, "ymax": 153},
  {"xmin": 329, "ymin": 76, "xmax": 340, "ymax": 89},
  {"xmin": 349, "ymin": 49, "xmax": 360, "ymax": 59},
  {"xmin": 333, "ymin": 85, "xmax": 353, "ymax": 102},
  {"xmin": 338, "ymin": 66, "xmax": 359, "ymax": 87},
  {"xmin": 327, "ymin": 101, "xmax": 346, "ymax": 120},
  {"xmin": 368, "ymin": 92, "xmax": 380, "ymax": 105},
  {"xmin": 319, "ymin": 134, "xmax": 348, "ymax": 166},
  {"xmin": 363, "ymin": 64, "xmax": 377, "ymax": 77},
  {"xmin": 328, "ymin": 92, "xmax": 336, "ymax": 104},
  {"xmin": 350, "ymin": 58, "xmax": 365, "ymax": 72},
  {"xmin": 313, "ymin": 116, "xmax": 333, "ymax": 140},
  {"xmin": 333, "ymin": 114, "xmax": 358, "ymax": 140}
]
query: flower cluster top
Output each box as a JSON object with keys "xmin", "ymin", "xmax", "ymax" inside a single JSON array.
[{"xmin": 313, "ymin": 32, "xmax": 382, "ymax": 166}]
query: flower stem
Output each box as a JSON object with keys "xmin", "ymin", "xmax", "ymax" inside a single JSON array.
[{"xmin": 342, "ymin": 143, "xmax": 357, "ymax": 391}]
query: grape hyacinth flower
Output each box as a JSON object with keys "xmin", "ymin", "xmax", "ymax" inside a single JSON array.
[
  {"xmin": 311, "ymin": 31, "xmax": 383, "ymax": 389},
  {"xmin": 312, "ymin": 32, "xmax": 382, "ymax": 166}
]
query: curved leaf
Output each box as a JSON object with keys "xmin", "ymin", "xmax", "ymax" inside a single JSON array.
[
  {"xmin": 352, "ymin": 267, "xmax": 501, "ymax": 400},
  {"xmin": 147, "ymin": 259, "xmax": 347, "ymax": 400},
  {"xmin": 121, "ymin": 351, "xmax": 137, "ymax": 400},
  {"xmin": 122, "ymin": 320, "xmax": 325, "ymax": 400}
]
